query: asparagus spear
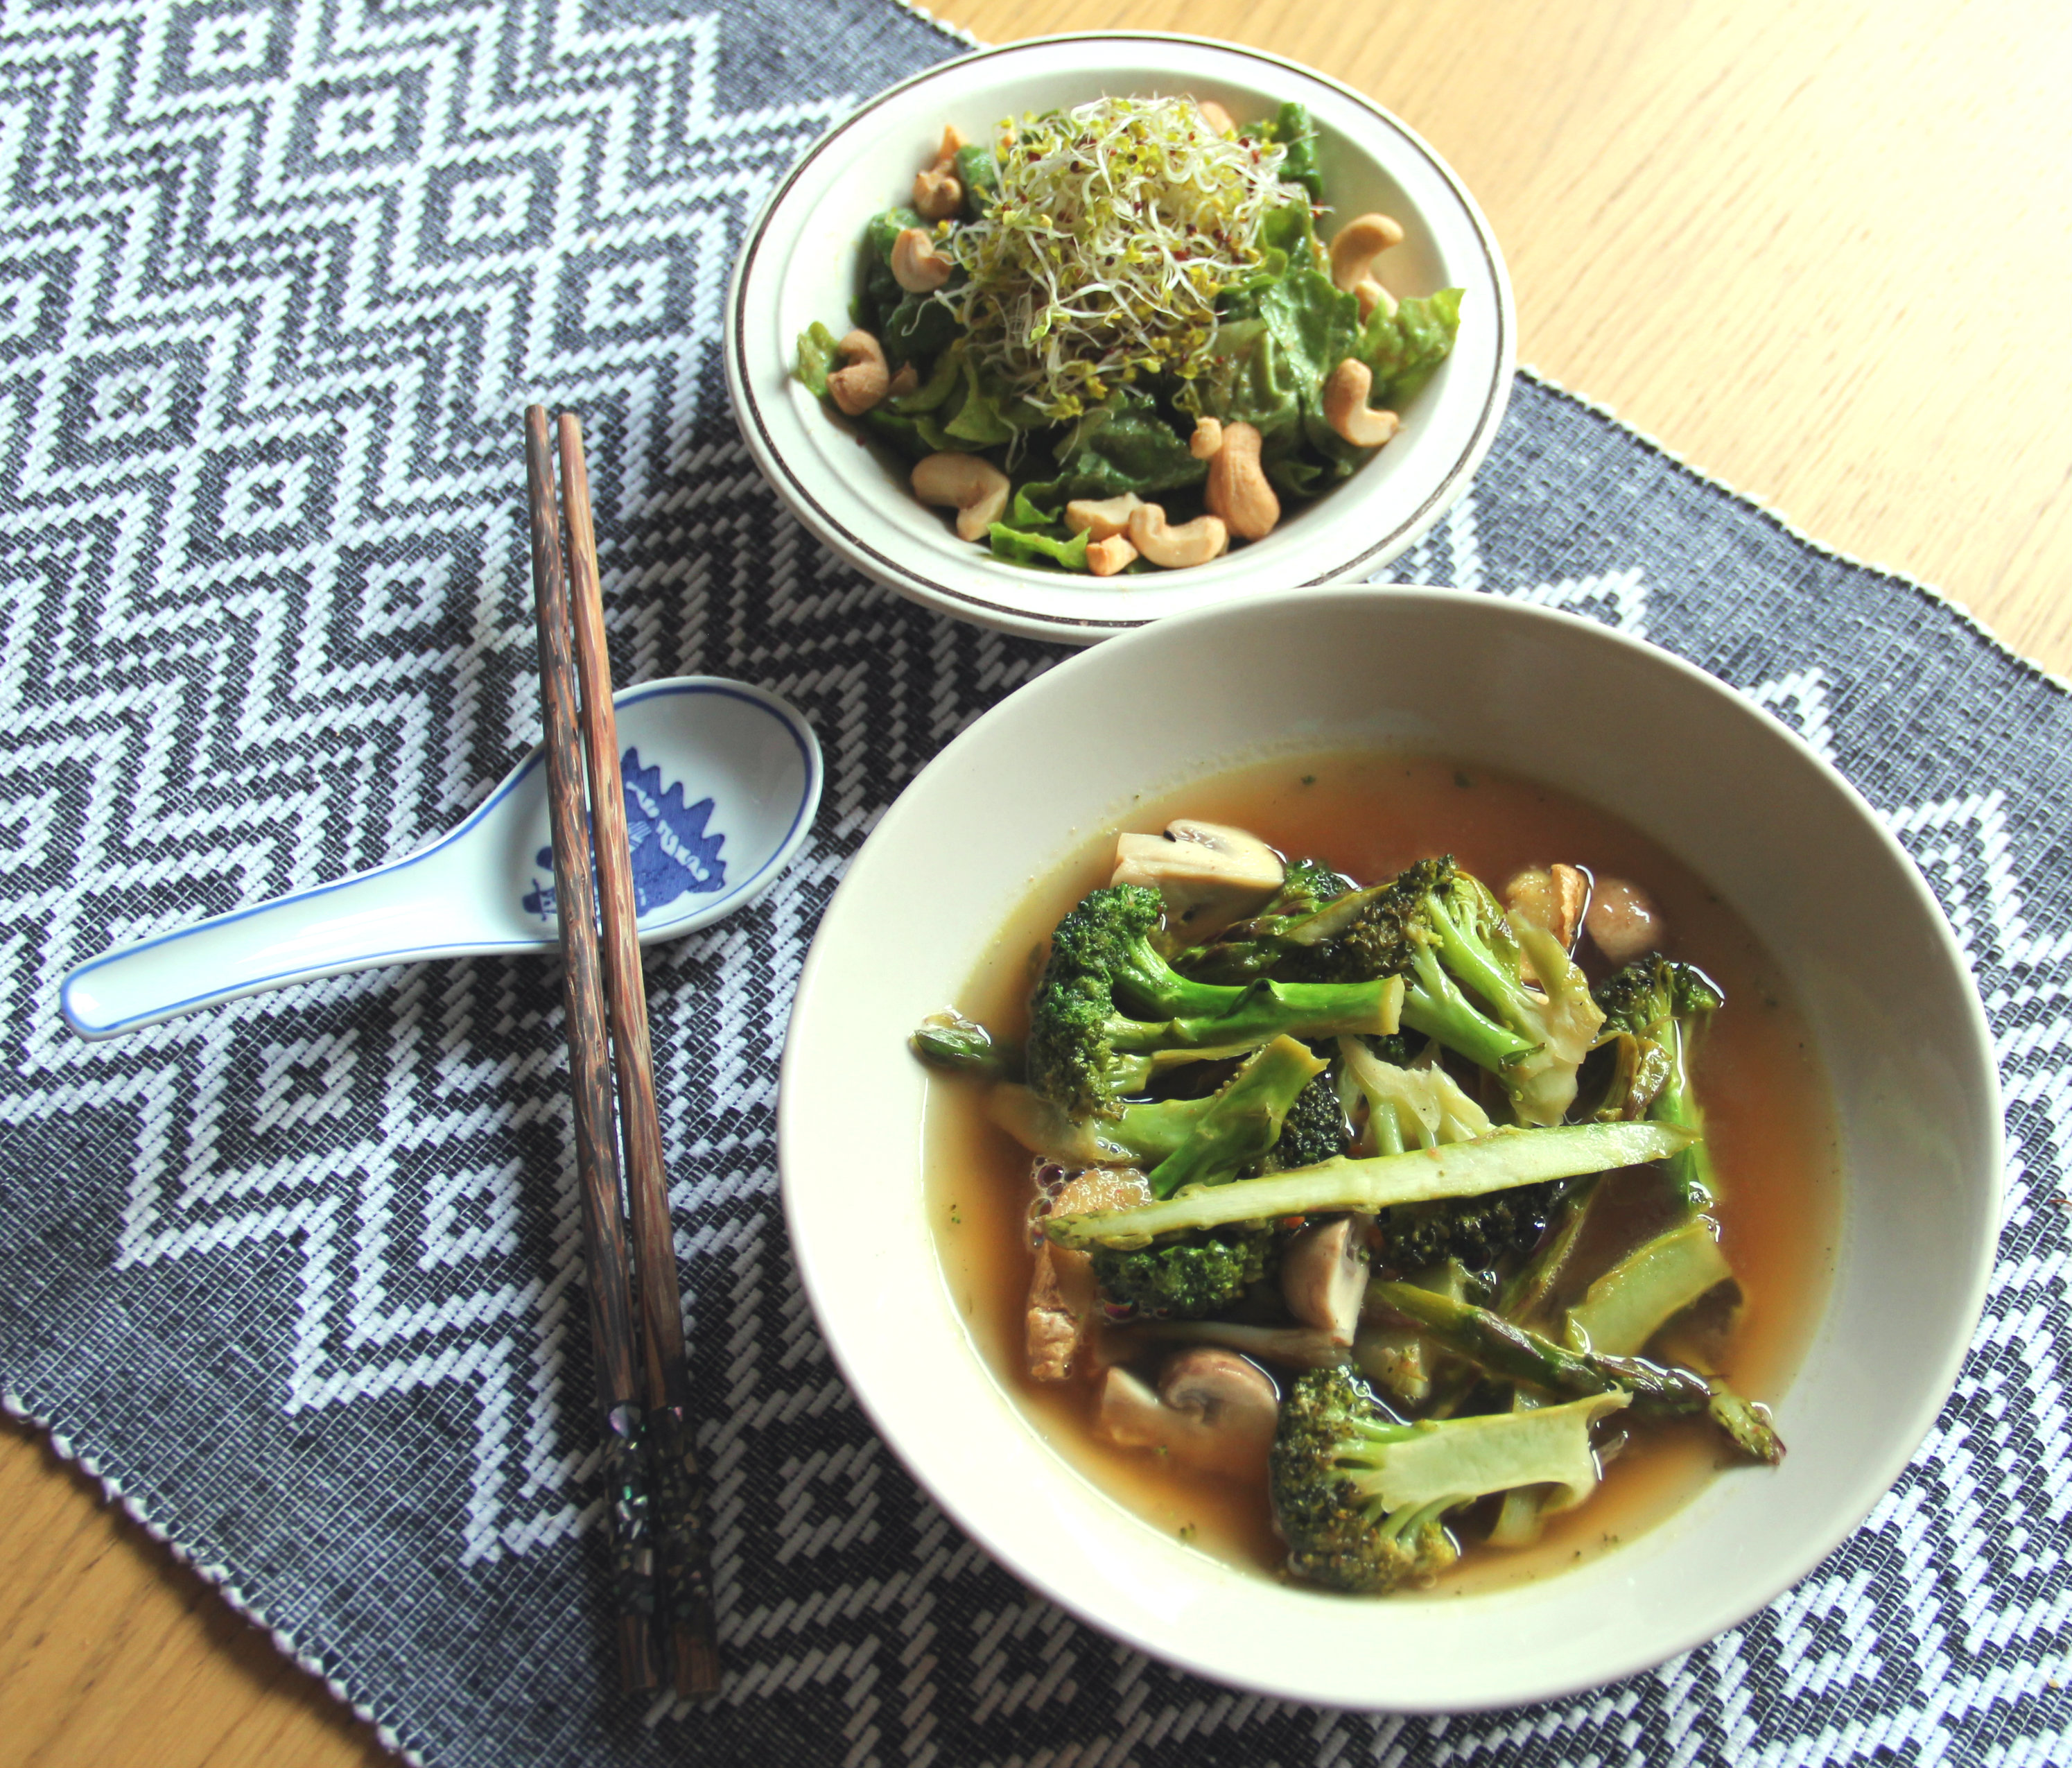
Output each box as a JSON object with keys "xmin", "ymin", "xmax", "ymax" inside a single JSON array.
[{"xmin": 1366, "ymin": 1280, "xmax": 1784, "ymax": 1465}]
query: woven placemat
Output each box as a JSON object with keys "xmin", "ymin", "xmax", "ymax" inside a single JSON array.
[{"xmin": 1, "ymin": 1, "xmax": 2066, "ymax": 1762}]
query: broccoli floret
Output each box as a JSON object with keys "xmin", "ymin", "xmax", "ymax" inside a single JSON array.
[
  {"xmin": 1180, "ymin": 859, "xmax": 1395, "ymax": 985},
  {"xmin": 987, "ymin": 1084, "xmax": 1218, "ymax": 1169},
  {"xmin": 1592, "ymin": 956, "xmax": 1724, "ymax": 1211},
  {"xmin": 1090, "ymin": 1224, "xmax": 1275, "ymax": 1319},
  {"xmin": 1402, "ymin": 863, "xmax": 1605, "ymax": 1125},
  {"xmin": 1147, "ymin": 1036, "xmax": 1327, "ymax": 1196},
  {"xmin": 1276, "ymin": 857, "xmax": 1355, "ymax": 910},
  {"xmin": 1377, "ymin": 1183, "xmax": 1558, "ymax": 1273},
  {"xmin": 1174, "ymin": 858, "xmax": 1355, "ymax": 982},
  {"xmin": 1269, "ymin": 1369, "xmax": 1459, "ymax": 1594},
  {"xmin": 1260, "ymin": 1059, "xmax": 1351, "ymax": 1170},
  {"xmin": 1270, "ymin": 1368, "xmax": 1629, "ymax": 1593},
  {"xmin": 1179, "ymin": 858, "xmax": 1602, "ymax": 1124},
  {"xmin": 1026, "ymin": 885, "xmax": 1402, "ymax": 1120}
]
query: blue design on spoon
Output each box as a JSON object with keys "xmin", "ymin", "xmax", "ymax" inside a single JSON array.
[
  {"xmin": 521, "ymin": 746, "xmax": 727, "ymax": 921},
  {"xmin": 620, "ymin": 747, "xmax": 726, "ymax": 910}
]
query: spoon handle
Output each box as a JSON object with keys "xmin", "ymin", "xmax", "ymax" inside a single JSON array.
[{"xmin": 59, "ymin": 844, "xmax": 490, "ymax": 1039}]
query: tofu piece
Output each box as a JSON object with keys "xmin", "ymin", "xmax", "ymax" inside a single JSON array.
[{"xmin": 1026, "ymin": 1167, "xmax": 1151, "ymax": 1382}]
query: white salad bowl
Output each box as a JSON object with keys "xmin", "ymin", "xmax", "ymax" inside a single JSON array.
[
  {"xmin": 726, "ymin": 34, "xmax": 1515, "ymax": 645},
  {"xmin": 778, "ymin": 585, "xmax": 2000, "ymax": 1710}
]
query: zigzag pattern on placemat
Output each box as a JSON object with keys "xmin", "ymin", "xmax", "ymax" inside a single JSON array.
[{"xmin": 0, "ymin": 1, "xmax": 2067, "ymax": 1765}]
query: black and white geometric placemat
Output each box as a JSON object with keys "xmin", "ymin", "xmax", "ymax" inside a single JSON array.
[{"xmin": 0, "ymin": 2, "xmax": 2065, "ymax": 1763}]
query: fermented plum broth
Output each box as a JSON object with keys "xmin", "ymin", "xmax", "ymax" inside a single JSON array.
[{"xmin": 925, "ymin": 751, "xmax": 1839, "ymax": 1591}]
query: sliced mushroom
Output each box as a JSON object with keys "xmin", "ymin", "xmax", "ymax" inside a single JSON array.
[
  {"xmin": 1585, "ymin": 876, "xmax": 1665, "ymax": 967},
  {"xmin": 1280, "ymin": 1215, "xmax": 1370, "ymax": 1344},
  {"xmin": 1026, "ymin": 1167, "xmax": 1150, "ymax": 1381},
  {"xmin": 1111, "ymin": 818, "xmax": 1285, "ymax": 942},
  {"xmin": 1095, "ymin": 1349, "xmax": 1279, "ymax": 1479}
]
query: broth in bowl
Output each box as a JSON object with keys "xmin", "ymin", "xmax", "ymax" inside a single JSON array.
[{"xmin": 921, "ymin": 748, "xmax": 1838, "ymax": 1594}]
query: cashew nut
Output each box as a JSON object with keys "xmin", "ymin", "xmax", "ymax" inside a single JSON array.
[
  {"xmin": 886, "ymin": 363, "xmax": 919, "ymax": 400},
  {"xmin": 1063, "ymin": 492, "xmax": 1143, "ymax": 541},
  {"xmin": 1355, "ymin": 276, "xmax": 1397, "ymax": 322},
  {"xmin": 1127, "ymin": 503, "xmax": 1229, "ymax": 569},
  {"xmin": 1203, "ymin": 420, "xmax": 1280, "ymax": 541},
  {"xmin": 911, "ymin": 452, "xmax": 1009, "ymax": 541},
  {"xmin": 826, "ymin": 330, "xmax": 890, "ymax": 416},
  {"xmin": 1086, "ymin": 534, "xmax": 1138, "ymax": 576},
  {"xmin": 913, "ymin": 166, "xmax": 961, "ymax": 220},
  {"xmin": 1189, "ymin": 415, "xmax": 1224, "ymax": 460},
  {"xmin": 1328, "ymin": 211, "xmax": 1407, "ymax": 293},
  {"xmin": 1196, "ymin": 98, "xmax": 1236, "ymax": 137},
  {"xmin": 912, "ymin": 124, "xmax": 967, "ymax": 220},
  {"xmin": 1322, "ymin": 359, "xmax": 1402, "ymax": 449},
  {"xmin": 891, "ymin": 226, "xmax": 955, "ymax": 293}
]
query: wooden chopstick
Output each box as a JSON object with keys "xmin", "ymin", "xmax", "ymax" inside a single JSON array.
[
  {"xmin": 556, "ymin": 413, "xmax": 722, "ymax": 1700},
  {"xmin": 523, "ymin": 406, "xmax": 657, "ymax": 1695}
]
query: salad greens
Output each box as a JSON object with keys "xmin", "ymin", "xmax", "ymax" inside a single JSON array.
[{"xmin": 793, "ymin": 95, "xmax": 1464, "ymax": 573}]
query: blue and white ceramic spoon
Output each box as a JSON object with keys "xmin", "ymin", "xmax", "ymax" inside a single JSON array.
[{"xmin": 60, "ymin": 676, "xmax": 822, "ymax": 1040}]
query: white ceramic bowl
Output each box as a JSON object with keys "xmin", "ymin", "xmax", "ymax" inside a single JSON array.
[
  {"xmin": 726, "ymin": 35, "xmax": 1515, "ymax": 645},
  {"xmin": 778, "ymin": 586, "xmax": 2000, "ymax": 1710}
]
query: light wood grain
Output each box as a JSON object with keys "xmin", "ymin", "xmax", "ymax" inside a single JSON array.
[
  {"xmin": 6, "ymin": 3, "xmax": 2067, "ymax": 1764},
  {"xmin": 937, "ymin": 0, "xmax": 2072, "ymax": 675}
]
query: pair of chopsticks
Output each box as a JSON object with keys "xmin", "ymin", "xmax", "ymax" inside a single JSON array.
[{"xmin": 523, "ymin": 406, "xmax": 720, "ymax": 1699}]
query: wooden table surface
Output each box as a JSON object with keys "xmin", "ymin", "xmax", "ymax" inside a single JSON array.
[{"xmin": 5, "ymin": 3, "xmax": 2068, "ymax": 1764}]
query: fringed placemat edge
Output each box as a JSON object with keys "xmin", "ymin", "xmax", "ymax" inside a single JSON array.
[
  {"xmin": 1, "ymin": 1387, "xmax": 430, "ymax": 1768},
  {"xmin": 1515, "ymin": 362, "xmax": 2072, "ymax": 700}
]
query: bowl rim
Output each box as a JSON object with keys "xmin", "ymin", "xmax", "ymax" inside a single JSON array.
[
  {"xmin": 777, "ymin": 584, "xmax": 2002, "ymax": 1707},
  {"xmin": 724, "ymin": 32, "xmax": 1517, "ymax": 644}
]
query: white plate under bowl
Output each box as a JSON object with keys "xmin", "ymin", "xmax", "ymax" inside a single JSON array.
[
  {"xmin": 726, "ymin": 34, "xmax": 1515, "ymax": 645},
  {"xmin": 778, "ymin": 585, "xmax": 1999, "ymax": 1710}
]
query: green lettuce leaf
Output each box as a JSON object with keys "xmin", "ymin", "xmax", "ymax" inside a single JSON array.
[
  {"xmin": 1359, "ymin": 288, "xmax": 1463, "ymax": 402},
  {"xmin": 794, "ymin": 321, "xmax": 838, "ymax": 399},
  {"xmin": 955, "ymin": 142, "xmax": 1000, "ymax": 218},
  {"xmin": 857, "ymin": 206, "xmax": 923, "ymax": 334},
  {"xmin": 1019, "ymin": 390, "xmax": 1205, "ymax": 504},
  {"xmin": 1193, "ymin": 318, "xmax": 1301, "ymax": 441},
  {"xmin": 1266, "ymin": 453, "xmax": 1327, "ymax": 499},
  {"xmin": 889, "ymin": 345, "xmax": 962, "ymax": 414},
  {"xmin": 883, "ymin": 291, "xmax": 959, "ymax": 368},
  {"xmin": 1006, "ymin": 486, "xmax": 1059, "ymax": 528},
  {"xmin": 1257, "ymin": 197, "xmax": 1316, "ymax": 262},
  {"xmin": 1257, "ymin": 262, "xmax": 1361, "ymax": 399},
  {"xmin": 1264, "ymin": 101, "xmax": 1323, "ymax": 202},
  {"xmin": 942, "ymin": 356, "xmax": 1023, "ymax": 445},
  {"xmin": 860, "ymin": 407, "xmax": 935, "ymax": 460},
  {"xmin": 988, "ymin": 522, "xmax": 1092, "ymax": 571}
]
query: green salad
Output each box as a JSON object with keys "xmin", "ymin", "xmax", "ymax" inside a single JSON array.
[{"xmin": 792, "ymin": 95, "xmax": 1463, "ymax": 575}]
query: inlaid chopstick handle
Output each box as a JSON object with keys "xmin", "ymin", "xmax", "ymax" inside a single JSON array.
[
  {"xmin": 524, "ymin": 404, "xmax": 656, "ymax": 1694},
  {"xmin": 557, "ymin": 413, "xmax": 721, "ymax": 1699}
]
